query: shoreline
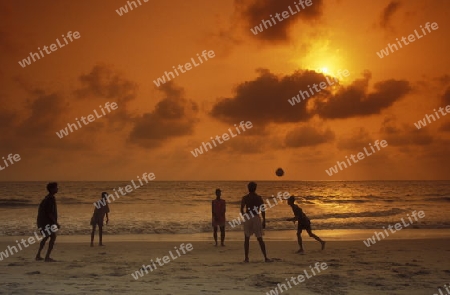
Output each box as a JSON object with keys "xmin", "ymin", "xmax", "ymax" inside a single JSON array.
[{"xmin": 1, "ymin": 229, "xmax": 449, "ymax": 243}]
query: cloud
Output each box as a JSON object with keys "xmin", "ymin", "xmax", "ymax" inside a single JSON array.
[
  {"xmin": 433, "ymin": 74, "xmax": 450, "ymax": 87},
  {"xmin": 439, "ymin": 121, "xmax": 450, "ymax": 132},
  {"xmin": 74, "ymin": 64, "xmax": 138, "ymax": 103},
  {"xmin": 238, "ymin": 0, "xmax": 324, "ymax": 43},
  {"xmin": 0, "ymin": 87, "xmax": 89, "ymax": 152},
  {"xmin": 284, "ymin": 125, "xmax": 334, "ymax": 148},
  {"xmin": 210, "ymin": 69, "xmax": 329, "ymax": 127},
  {"xmin": 73, "ymin": 64, "xmax": 140, "ymax": 130},
  {"xmin": 129, "ymin": 82, "xmax": 198, "ymax": 148},
  {"xmin": 442, "ymin": 86, "xmax": 450, "ymax": 105},
  {"xmin": 0, "ymin": 96, "xmax": 20, "ymax": 152},
  {"xmin": 17, "ymin": 89, "xmax": 68, "ymax": 137},
  {"xmin": 337, "ymin": 128, "xmax": 373, "ymax": 150},
  {"xmin": 220, "ymin": 136, "xmax": 267, "ymax": 154},
  {"xmin": 380, "ymin": 115, "xmax": 433, "ymax": 146},
  {"xmin": 380, "ymin": 1, "xmax": 402, "ymax": 30},
  {"xmin": 314, "ymin": 71, "xmax": 412, "ymax": 119}
]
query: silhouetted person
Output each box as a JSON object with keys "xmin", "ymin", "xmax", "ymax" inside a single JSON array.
[
  {"xmin": 241, "ymin": 182, "xmax": 270, "ymax": 262},
  {"xmin": 90, "ymin": 192, "xmax": 110, "ymax": 246},
  {"xmin": 286, "ymin": 196, "xmax": 325, "ymax": 253},
  {"xmin": 212, "ymin": 188, "xmax": 226, "ymax": 246},
  {"xmin": 36, "ymin": 182, "xmax": 60, "ymax": 262}
]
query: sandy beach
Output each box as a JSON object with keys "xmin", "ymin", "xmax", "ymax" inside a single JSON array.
[{"xmin": 0, "ymin": 231, "xmax": 449, "ymax": 295}]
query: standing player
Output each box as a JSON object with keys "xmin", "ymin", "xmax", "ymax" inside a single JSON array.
[
  {"xmin": 241, "ymin": 182, "xmax": 270, "ymax": 262},
  {"xmin": 286, "ymin": 196, "xmax": 325, "ymax": 253},
  {"xmin": 91, "ymin": 192, "xmax": 110, "ymax": 247},
  {"xmin": 212, "ymin": 188, "xmax": 226, "ymax": 246},
  {"xmin": 35, "ymin": 182, "xmax": 60, "ymax": 262}
]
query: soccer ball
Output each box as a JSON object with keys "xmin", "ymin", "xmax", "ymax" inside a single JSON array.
[{"xmin": 275, "ymin": 168, "xmax": 284, "ymax": 177}]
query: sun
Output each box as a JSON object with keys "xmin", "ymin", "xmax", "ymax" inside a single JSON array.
[{"xmin": 320, "ymin": 67, "xmax": 328, "ymax": 74}]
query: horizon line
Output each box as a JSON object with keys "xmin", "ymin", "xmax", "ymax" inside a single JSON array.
[{"xmin": 0, "ymin": 179, "xmax": 449, "ymax": 182}]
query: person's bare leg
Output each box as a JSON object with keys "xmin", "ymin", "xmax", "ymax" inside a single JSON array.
[
  {"xmin": 220, "ymin": 226, "xmax": 225, "ymax": 246},
  {"xmin": 44, "ymin": 233, "xmax": 56, "ymax": 262},
  {"xmin": 244, "ymin": 236, "xmax": 250, "ymax": 262},
  {"xmin": 296, "ymin": 232, "xmax": 304, "ymax": 253},
  {"xmin": 99, "ymin": 225, "xmax": 103, "ymax": 246},
  {"xmin": 257, "ymin": 237, "xmax": 270, "ymax": 262},
  {"xmin": 213, "ymin": 226, "xmax": 218, "ymax": 246},
  {"xmin": 307, "ymin": 229, "xmax": 325, "ymax": 250},
  {"xmin": 91, "ymin": 225, "xmax": 96, "ymax": 247},
  {"xmin": 35, "ymin": 236, "xmax": 49, "ymax": 260}
]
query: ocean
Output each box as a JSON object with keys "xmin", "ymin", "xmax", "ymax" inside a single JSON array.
[{"xmin": 0, "ymin": 181, "xmax": 449, "ymax": 236}]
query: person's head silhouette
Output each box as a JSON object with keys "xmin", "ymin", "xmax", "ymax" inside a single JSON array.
[
  {"xmin": 287, "ymin": 196, "xmax": 295, "ymax": 205},
  {"xmin": 46, "ymin": 182, "xmax": 58, "ymax": 195},
  {"xmin": 247, "ymin": 182, "xmax": 257, "ymax": 193}
]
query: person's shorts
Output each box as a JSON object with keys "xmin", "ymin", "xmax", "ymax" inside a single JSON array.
[
  {"xmin": 244, "ymin": 215, "xmax": 263, "ymax": 238},
  {"xmin": 297, "ymin": 221, "xmax": 312, "ymax": 233},
  {"xmin": 90, "ymin": 215, "xmax": 105, "ymax": 226},
  {"xmin": 212, "ymin": 217, "xmax": 225, "ymax": 227}
]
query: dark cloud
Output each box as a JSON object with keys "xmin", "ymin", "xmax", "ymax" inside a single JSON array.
[
  {"xmin": 74, "ymin": 64, "xmax": 140, "ymax": 130},
  {"xmin": 337, "ymin": 128, "xmax": 373, "ymax": 150},
  {"xmin": 284, "ymin": 125, "xmax": 334, "ymax": 148},
  {"xmin": 380, "ymin": 116, "xmax": 433, "ymax": 146},
  {"xmin": 210, "ymin": 69, "xmax": 330, "ymax": 127},
  {"xmin": 129, "ymin": 82, "xmax": 198, "ymax": 148},
  {"xmin": 0, "ymin": 96, "xmax": 20, "ymax": 152},
  {"xmin": 0, "ymin": 104, "xmax": 18, "ymax": 130},
  {"xmin": 0, "ymin": 31, "xmax": 16, "ymax": 55},
  {"xmin": 238, "ymin": 0, "xmax": 324, "ymax": 43},
  {"xmin": 17, "ymin": 90, "xmax": 67, "ymax": 137},
  {"xmin": 74, "ymin": 64, "xmax": 138, "ymax": 103},
  {"xmin": 314, "ymin": 71, "xmax": 412, "ymax": 119},
  {"xmin": 220, "ymin": 136, "xmax": 266, "ymax": 154},
  {"xmin": 442, "ymin": 86, "xmax": 450, "ymax": 105},
  {"xmin": 211, "ymin": 70, "xmax": 412, "ymax": 127},
  {"xmin": 439, "ymin": 121, "xmax": 450, "ymax": 132},
  {"xmin": 433, "ymin": 74, "xmax": 450, "ymax": 87},
  {"xmin": 380, "ymin": 1, "xmax": 401, "ymax": 30},
  {"xmin": 0, "ymin": 88, "xmax": 90, "ymax": 153}
]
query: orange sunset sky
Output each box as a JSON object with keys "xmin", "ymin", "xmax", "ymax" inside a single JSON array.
[{"xmin": 0, "ymin": 0, "xmax": 449, "ymax": 181}]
